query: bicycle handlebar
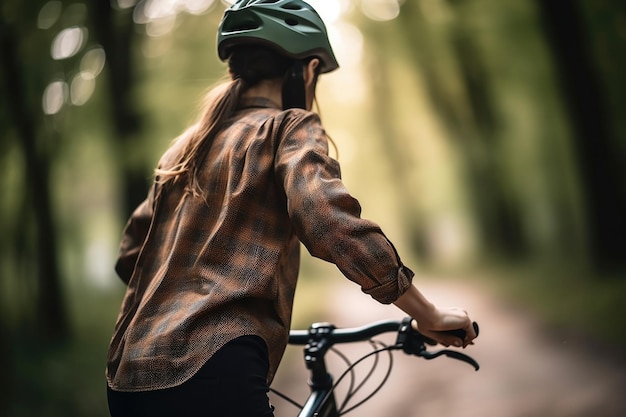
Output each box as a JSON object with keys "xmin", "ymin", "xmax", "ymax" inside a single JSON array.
[
  {"xmin": 289, "ymin": 317, "xmax": 480, "ymax": 371},
  {"xmin": 289, "ymin": 320, "xmax": 400, "ymax": 345}
]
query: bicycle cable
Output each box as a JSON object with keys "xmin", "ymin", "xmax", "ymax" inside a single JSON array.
[
  {"xmin": 270, "ymin": 338, "xmax": 396, "ymax": 415},
  {"xmin": 331, "ymin": 339, "xmax": 395, "ymax": 415},
  {"xmin": 334, "ymin": 339, "xmax": 382, "ymax": 412},
  {"xmin": 328, "ymin": 345, "xmax": 357, "ymax": 412}
]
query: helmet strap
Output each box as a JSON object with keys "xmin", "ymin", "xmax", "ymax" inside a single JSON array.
[{"xmin": 282, "ymin": 61, "xmax": 306, "ymax": 110}]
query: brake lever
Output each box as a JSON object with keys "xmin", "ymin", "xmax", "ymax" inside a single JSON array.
[
  {"xmin": 420, "ymin": 349, "xmax": 480, "ymax": 371},
  {"xmin": 396, "ymin": 318, "xmax": 480, "ymax": 371}
]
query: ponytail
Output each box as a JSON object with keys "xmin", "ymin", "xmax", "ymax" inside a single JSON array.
[
  {"xmin": 155, "ymin": 78, "xmax": 245, "ymax": 197},
  {"xmin": 155, "ymin": 45, "xmax": 295, "ymax": 198}
]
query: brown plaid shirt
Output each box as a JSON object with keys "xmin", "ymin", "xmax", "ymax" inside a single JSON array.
[{"xmin": 106, "ymin": 98, "xmax": 414, "ymax": 392}]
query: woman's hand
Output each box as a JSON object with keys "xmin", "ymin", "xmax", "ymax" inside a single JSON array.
[{"xmin": 412, "ymin": 307, "xmax": 477, "ymax": 348}]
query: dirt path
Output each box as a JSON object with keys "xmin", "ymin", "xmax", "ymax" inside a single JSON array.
[{"xmin": 271, "ymin": 278, "xmax": 626, "ymax": 416}]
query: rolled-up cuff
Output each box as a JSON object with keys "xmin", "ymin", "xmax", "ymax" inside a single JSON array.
[{"xmin": 362, "ymin": 265, "xmax": 414, "ymax": 304}]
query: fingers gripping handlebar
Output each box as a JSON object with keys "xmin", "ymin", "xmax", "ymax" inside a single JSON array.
[{"xmin": 437, "ymin": 321, "xmax": 480, "ymax": 342}]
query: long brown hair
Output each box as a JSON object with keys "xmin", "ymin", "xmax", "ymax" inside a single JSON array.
[{"xmin": 155, "ymin": 46, "xmax": 294, "ymax": 197}]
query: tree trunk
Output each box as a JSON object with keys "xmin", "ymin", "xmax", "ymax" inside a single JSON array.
[
  {"xmin": 364, "ymin": 37, "xmax": 430, "ymax": 259},
  {"xmin": 88, "ymin": 3, "xmax": 149, "ymax": 216},
  {"xmin": 396, "ymin": 2, "xmax": 527, "ymax": 259},
  {"xmin": 449, "ymin": 23, "xmax": 527, "ymax": 257},
  {"xmin": 537, "ymin": 0, "xmax": 626, "ymax": 269},
  {"xmin": 0, "ymin": 17, "xmax": 69, "ymax": 343}
]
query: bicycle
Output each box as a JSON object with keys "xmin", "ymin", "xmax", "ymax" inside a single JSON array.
[{"xmin": 270, "ymin": 317, "xmax": 480, "ymax": 417}]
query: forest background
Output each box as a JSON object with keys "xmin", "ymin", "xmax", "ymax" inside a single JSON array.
[{"xmin": 1, "ymin": 0, "xmax": 626, "ymax": 415}]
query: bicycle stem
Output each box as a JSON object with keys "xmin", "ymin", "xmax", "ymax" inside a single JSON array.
[{"xmin": 302, "ymin": 322, "xmax": 337, "ymax": 390}]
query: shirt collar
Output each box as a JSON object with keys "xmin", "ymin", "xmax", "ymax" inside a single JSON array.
[{"xmin": 238, "ymin": 96, "xmax": 281, "ymax": 110}]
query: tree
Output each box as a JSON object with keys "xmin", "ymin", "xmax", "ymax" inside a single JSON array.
[
  {"xmin": 392, "ymin": 0, "xmax": 527, "ymax": 260},
  {"xmin": 88, "ymin": 2, "xmax": 149, "ymax": 217},
  {"xmin": 0, "ymin": 2, "xmax": 69, "ymax": 343},
  {"xmin": 537, "ymin": 0, "xmax": 626, "ymax": 269}
]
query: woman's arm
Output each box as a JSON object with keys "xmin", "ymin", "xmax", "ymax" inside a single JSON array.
[{"xmin": 394, "ymin": 285, "xmax": 477, "ymax": 347}]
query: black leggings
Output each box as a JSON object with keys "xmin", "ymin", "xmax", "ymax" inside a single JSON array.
[{"xmin": 107, "ymin": 336, "xmax": 275, "ymax": 417}]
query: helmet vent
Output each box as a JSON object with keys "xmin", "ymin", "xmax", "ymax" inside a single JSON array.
[
  {"xmin": 222, "ymin": 11, "xmax": 261, "ymax": 32},
  {"xmin": 236, "ymin": 21, "xmax": 260, "ymax": 31},
  {"xmin": 284, "ymin": 18, "xmax": 298, "ymax": 26},
  {"xmin": 281, "ymin": 3, "xmax": 303, "ymax": 10}
]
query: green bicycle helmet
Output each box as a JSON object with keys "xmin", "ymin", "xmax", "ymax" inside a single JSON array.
[{"xmin": 217, "ymin": 0, "xmax": 339, "ymax": 73}]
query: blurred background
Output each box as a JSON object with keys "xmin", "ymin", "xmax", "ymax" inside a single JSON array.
[{"xmin": 1, "ymin": 0, "xmax": 626, "ymax": 415}]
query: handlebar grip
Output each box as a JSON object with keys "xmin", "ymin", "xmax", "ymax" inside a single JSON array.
[{"xmin": 441, "ymin": 321, "xmax": 480, "ymax": 341}]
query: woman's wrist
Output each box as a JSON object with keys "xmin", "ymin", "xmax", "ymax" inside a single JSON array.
[{"xmin": 393, "ymin": 284, "xmax": 439, "ymax": 328}]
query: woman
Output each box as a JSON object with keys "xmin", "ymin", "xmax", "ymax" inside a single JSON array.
[{"xmin": 106, "ymin": 1, "xmax": 478, "ymax": 416}]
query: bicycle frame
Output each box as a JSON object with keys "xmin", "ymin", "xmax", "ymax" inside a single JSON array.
[{"xmin": 298, "ymin": 387, "xmax": 337, "ymax": 417}]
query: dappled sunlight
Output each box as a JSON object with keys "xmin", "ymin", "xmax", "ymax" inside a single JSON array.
[
  {"xmin": 131, "ymin": 0, "xmax": 218, "ymax": 26},
  {"xmin": 40, "ymin": 2, "xmax": 108, "ymax": 114},
  {"xmin": 42, "ymin": 80, "xmax": 68, "ymax": 115},
  {"xmin": 80, "ymin": 47, "xmax": 107, "ymax": 76},
  {"xmin": 69, "ymin": 47, "xmax": 107, "ymax": 106},
  {"xmin": 360, "ymin": 0, "xmax": 402, "ymax": 22},
  {"xmin": 50, "ymin": 26, "xmax": 87, "ymax": 60},
  {"xmin": 69, "ymin": 72, "xmax": 96, "ymax": 106},
  {"xmin": 37, "ymin": 0, "xmax": 62, "ymax": 29}
]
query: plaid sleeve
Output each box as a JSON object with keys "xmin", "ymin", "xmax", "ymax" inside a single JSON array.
[
  {"xmin": 274, "ymin": 111, "xmax": 413, "ymax": 304},
  {"xmin": 114, "ymin": 185, "xmax": 155, "ymax": 284}
]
